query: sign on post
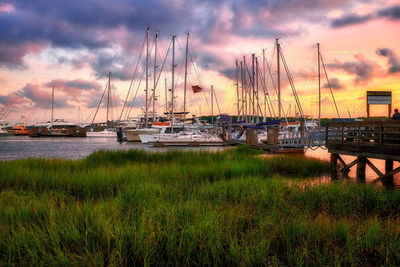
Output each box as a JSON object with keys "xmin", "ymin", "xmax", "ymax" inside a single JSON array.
[{"xmin": 366, "ymin": 91, "xmax": 392, "ymax": 118}]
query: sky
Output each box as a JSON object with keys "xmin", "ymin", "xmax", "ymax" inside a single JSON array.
[{"xmin": 0, "ymin": 0, "xmax": 400, "ymax": 125}]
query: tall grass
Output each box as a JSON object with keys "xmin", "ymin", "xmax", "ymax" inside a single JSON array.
[{"xmin": 1, "ymin": 148, "xmax": 400, "ymax": 265}]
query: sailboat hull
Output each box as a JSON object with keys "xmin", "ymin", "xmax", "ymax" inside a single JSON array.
[{"xmin": 126, "ymin": 128, "xmax": 161, "ymax": 142}]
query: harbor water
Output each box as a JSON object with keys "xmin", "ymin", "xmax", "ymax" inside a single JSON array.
[{"xmin": 1, "ymin": 135, "xmax": 399, "ymax": 186}]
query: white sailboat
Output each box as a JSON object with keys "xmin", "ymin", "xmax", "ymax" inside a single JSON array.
[
  {"xmin": 87, "ymin": 72, "xmax": 117, "ymax": 138},
  {"xmin": 139, "ymin": 33, "xmax": 223, "ymax": 146}
]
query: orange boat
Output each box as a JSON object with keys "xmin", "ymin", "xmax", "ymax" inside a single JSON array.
[{"xmin": 9, "ymin": 123, "xmax": 29, "ymax": 135}]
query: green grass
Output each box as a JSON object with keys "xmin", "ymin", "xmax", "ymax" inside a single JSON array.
[{"xmin": 1, "ymin": 147, "xmax": 400, "ymax": 266}]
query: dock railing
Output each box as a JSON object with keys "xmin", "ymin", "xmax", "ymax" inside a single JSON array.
[
  {"xmin": 278, "ymin": 130, "xmax": 325, "ymax": 147},
  {"xmin": 326, "ymin": 120, "xmax": 400, "ymax": 147},
  {"xmin": 326, "ymin": 120, "xmax": 400, "ymax": 182}
]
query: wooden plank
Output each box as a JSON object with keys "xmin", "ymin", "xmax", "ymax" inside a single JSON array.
[{"xmin": 327, "ymin": 148, "xmax": 400, "ymax": 161}]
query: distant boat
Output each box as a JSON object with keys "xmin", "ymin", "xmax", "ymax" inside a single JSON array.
[
  {"xmin": 9, "ymin": 115, "xmax": 29, "ymax": 135},
  {"xmin": 86, "ymin": 128, "xmax": 116, "ymax": 138},
  {"xmin": 87, "ymin": 72, "xmax": 117, "ymax": 138},
  {"xmin": 29, "ymin": 86, "xmax": 87, "ymax": 137}
]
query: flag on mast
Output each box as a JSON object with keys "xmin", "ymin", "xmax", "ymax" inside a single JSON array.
[{"xmin": 192, "ymin": 85, "xmax": 202, "ymax": 93}]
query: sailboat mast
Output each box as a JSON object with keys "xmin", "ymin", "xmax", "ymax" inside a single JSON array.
[
  {"xmin": 263, "ymin": 49, "xmax": 267, "ymax": 122},
  {"xmin": 276, "ymin": 39, "xmax": 281, "ymax": 122},
  {"xmin": 240, "ymin": 61, "xmax": 245, "ymax": 121},
  {"xmin": 252, "ymin": 54, "xmax": 255, "ymax": 122},
  {"xmin": 317, "ymin": 43, "xmax": 321, "ymax": 130},
  {"xmin": 243, "ymin": 56, "xmax": 247, "ymax": 122},
  {"xmin": 235, "ymin": 60, "xmax": 240, "ymax": 120},
  {"xmin": 211, "ymin": 85, "xmax": 214, "ymax": 125},
  {"xmin": 165, "ymin": 78, "xmax": 168, "ymax": 115},
  {"xmin": 153, "ymin": 31, "xmax": 158, "ymax": 122},
  {"xmin": 171, "ymin": 35, "xmax": 176, "ymax": 133},
  {"xmin": 183, "ymin": 32, "xmax": 189, "ymax": 132},
  {"xmin": 256, "ymin": 56, "xmax": 260, "ymax": 122},
  {"xmin": 51, "ymin": 85, "xmax": 54, "ymax": 129},
  {"xmin": 106, "ymin": 72, "xmax": 111, "ymax": 129},
  {"xmin": 145, "ymin": 25, "xmax": 150, "ymax": 128}
]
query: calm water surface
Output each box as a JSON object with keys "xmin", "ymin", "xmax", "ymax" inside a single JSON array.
[
  {"xmin": 1, "ymin": 135, "xmax": 398, "ymax": 186},
  {"xmin": 0, "ymin": 136, "xmax": 227, "ymax": 160}
]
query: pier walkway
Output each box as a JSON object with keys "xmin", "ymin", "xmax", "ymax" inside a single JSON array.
[{"xmin": 326, "ymin": 120, "xmax": 400, "ymax": 183}]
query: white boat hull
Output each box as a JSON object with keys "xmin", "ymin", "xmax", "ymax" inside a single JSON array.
[
  {"xmin": 140, "ymin": 133, "xmax": 223, "ymax": 146},
  {"xmin": 86, "ymin": 130, "xmax": 116, "ymax": 138},
  {"xmin": 126, "ymin": 128, "xmax": 161, "ymax": 142}
]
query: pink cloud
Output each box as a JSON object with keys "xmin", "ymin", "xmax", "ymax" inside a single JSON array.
[{"xmin": 0, "ymin": 3, "xmax": 14, "ymax": 13}]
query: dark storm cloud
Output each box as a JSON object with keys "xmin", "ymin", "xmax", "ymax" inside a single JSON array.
[
  {"xmin": 219, "ymin": 68, "xmax": 236, "ymax": 80},
  {"xmin": 0, "ymin": 0, "xmax": 363, "ymax": 69},
  {"xmin": 377, "ymin": 5, "xmax": 400, "ymax": 20},
  {"xmin": 322, "ymin": 77, "xmax": 345, "ymax": 90},
  {"xmin": 327, "ymin": 55, "xmax": 377, "ymax": 84},
  {"xmin": 376, "ymin": 48, "xmax": 400, "ymax": 74},
  {"xmin": 330, "ymin": 4, "xmax": 400, "ymax": 28},
  {"xmin": 330, "ymin": 14, "xmax": 373, "ymax": 28}
]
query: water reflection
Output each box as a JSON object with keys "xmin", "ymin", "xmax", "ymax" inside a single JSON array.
[
  {"xmin": 304, "ymin": 147, "xmax": 400, "ymax": 188},
  {"xmin": 1, "ymin": 136, "xmax": 398, "ymax": 188},
  {"xmin": 0, "ymin": 135, "xmax": 227, "ymax": 161}
]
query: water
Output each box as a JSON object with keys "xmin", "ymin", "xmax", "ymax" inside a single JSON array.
[
  {"xmin": 305, "ymin": 147, "xmax": 400, "ymax": 186},
  {"xmin": 1, "ymin": 136, "xmax": 398, "ymax": 186},
  {"xmin": 0, "ymin": 136, "xmax": 227, "ymax": 160}
]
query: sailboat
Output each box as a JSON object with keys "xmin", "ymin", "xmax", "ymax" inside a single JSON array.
[
  {"xmin": 29, "ymin": 85, "xmax": 87, "ymax": 137},
  {"xmin": 139, "ymin": 33, "xmax": 223, "ymax": 146},
  {"xmin": 125, "ymin": 26, "xmax": 164, "ymax": 142},
  {"xmin": 87, "ymin": 72, "xmax": 117, "ymax": 138}
]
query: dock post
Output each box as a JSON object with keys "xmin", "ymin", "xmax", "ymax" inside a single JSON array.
[
  {"xmin": 384, "ymin": 159, "xmax": 394, "ymax": 186},
  {"xmin": 356, "ymin": 156, "xmax": 366, "ymax": 182},
  {"xmin": 330, "ymin": 153, "xmax": 338, "ymax": 179},
  {"xmin": 246, "ymin": 129, "xmax": 258, "ymax": 146}
]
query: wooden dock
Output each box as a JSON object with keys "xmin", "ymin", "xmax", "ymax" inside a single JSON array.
[{"xmin": 326, "ymin": 120, "xmax": 400, "ymax": 183}]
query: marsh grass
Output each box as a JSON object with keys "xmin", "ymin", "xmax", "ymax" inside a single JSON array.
[{"xmin": 1, "ymin": 147, "xmax": 400, "ymax": 266}]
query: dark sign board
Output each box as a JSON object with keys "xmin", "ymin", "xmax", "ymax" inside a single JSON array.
[{"xmin": 367, "ymin": 91, "xmax": 391, "ymax": 105}]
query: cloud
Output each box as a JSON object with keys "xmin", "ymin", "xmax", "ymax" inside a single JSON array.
[
  {"xmin": 0, "ymin": 42, "xmax": 43, "ymax": 68},
  {"xmin": 17, "ymin": 83, "xmax": 65, "ymax": 108},
  {"xmin": 376, "ymin": 48, "xmax": 400, "ymax": 74},
  {"xmin": 0, "ymin": 78, "xmax": 104, "ymax": 109},
  {"xmin": 0, "ymin": 0, "xmax": 363, "ymax": 69},
  {"xmin": 377, "ymin": 5, "xmax": 400, "ymax": 20},
  {"xmin": 330, "ymin": 4, "xmax": 400, "ymax": 28},
  {"xmin": 322, "ymin": 77, "xmax": 345, "ymax": 90},
  {"xmin": 219, "ymin": 68, "xmax": 236, "ymax": 80},
  {"xmin": 326, "ymin": 54, "xmax": 377, "ymax": 84},
  {"xmin": 330, "ymin": 13, "xmax": 374, "ymax": 28},
  {"xmin": 44, "ymin": 79, "xmax": 102, "ymax": 99}
]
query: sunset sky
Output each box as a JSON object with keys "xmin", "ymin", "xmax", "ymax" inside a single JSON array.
[{"xmin": 1, "ymin": 0, "xmax": 400, "ymax": 125}]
